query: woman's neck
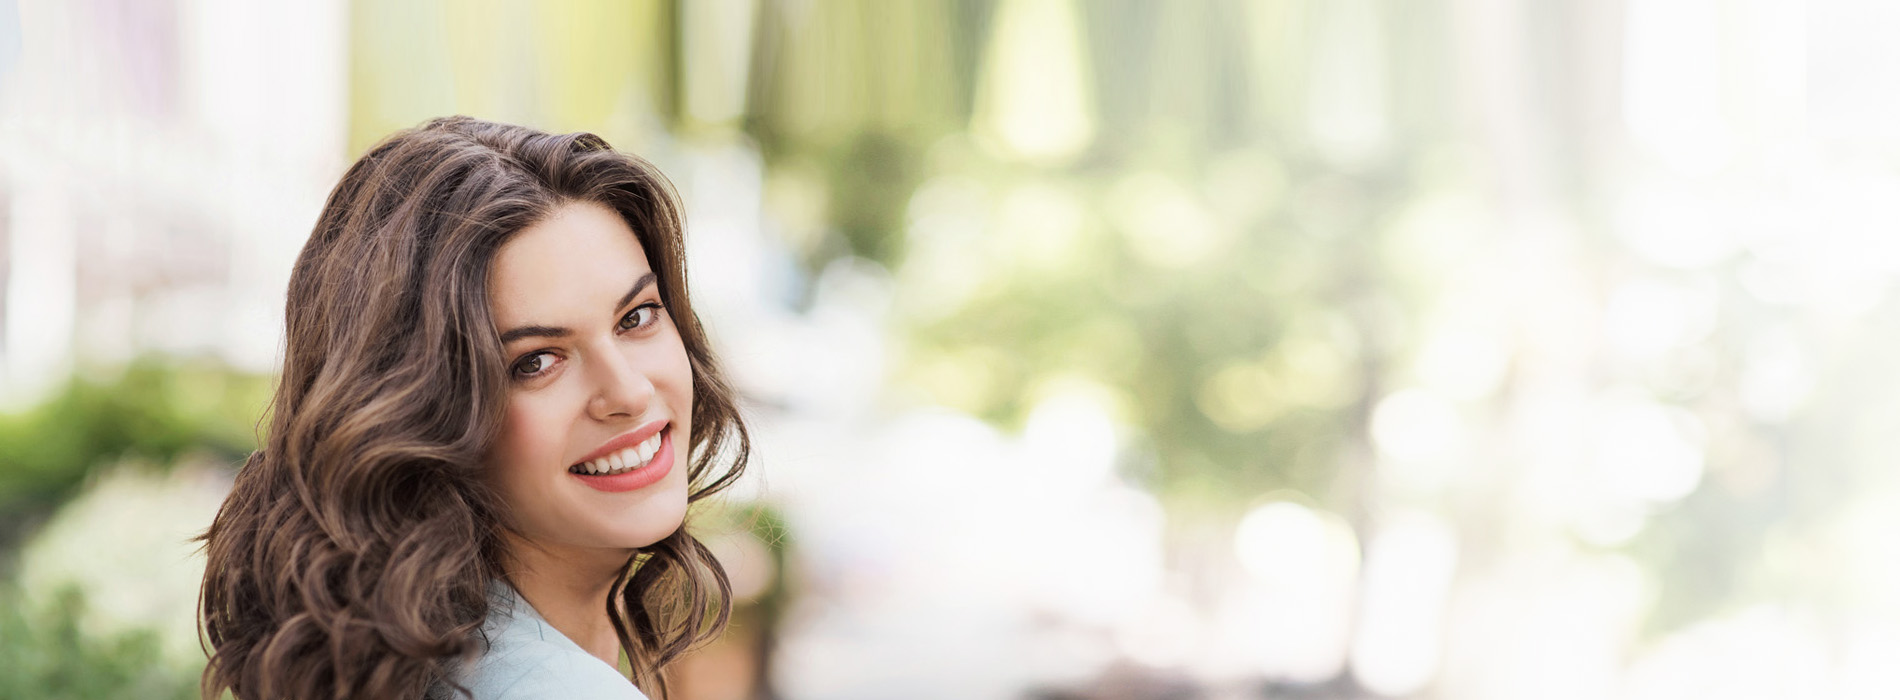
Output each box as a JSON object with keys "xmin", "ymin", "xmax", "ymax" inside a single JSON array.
[{"xmin": 499, "ymin": 536, "xmax": 630, "ymax": 667}]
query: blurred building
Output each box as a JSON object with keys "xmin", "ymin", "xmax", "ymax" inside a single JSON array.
[{"xmin": 0, "ymin": 0, "xmax": 346, "ymax": 404}]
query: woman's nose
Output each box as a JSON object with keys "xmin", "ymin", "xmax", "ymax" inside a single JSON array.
[{"xmin": 585, "ymin": 345, "xmax": 655, "ymax": 421}]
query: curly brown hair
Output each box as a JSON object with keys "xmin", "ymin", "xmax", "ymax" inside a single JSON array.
[{"xmin": 196, "ymin": 116, "xmax": 749, "ymax": 700}]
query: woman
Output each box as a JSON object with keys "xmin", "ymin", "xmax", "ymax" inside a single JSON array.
[{"xmin": 197, "ymin": 116, "xmax": 750, "ymax": 700}]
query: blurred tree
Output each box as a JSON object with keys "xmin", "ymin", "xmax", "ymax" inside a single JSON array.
[
  {"xmin": 0, "ymin": 360, "xmax": 266, "ymax": 570},
  {"xmin": 0, "ymin": 585, "xmax": 199, "ymax": 700}
]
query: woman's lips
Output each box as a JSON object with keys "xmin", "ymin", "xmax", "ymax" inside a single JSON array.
[
  {"xmin": 572, "ymin": 420, "xmax": 668, "ymax": 466},
  {"xmin": 570, "ymin": 427, "xmax": 673, "ymax": 493}
]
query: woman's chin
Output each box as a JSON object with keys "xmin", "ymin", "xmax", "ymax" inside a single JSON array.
[{"xmin": 616, "ymin": 494, "xmax": 690, "ymax": 549}]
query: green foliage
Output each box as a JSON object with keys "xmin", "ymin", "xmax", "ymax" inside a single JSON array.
[
  {"xmin": 822, "ymin": 133, "xmax": 929, "ymax": 266},
  {"xmin": 0, "ymin": 584, "xmax": 200, "ymax": 700},
  {"xmin": 0, "ymin": 359, "xmax": 269, "ymax": 554},
  {"xmin": 890, "ymin": 159, "xmax": 1402, "ymax": 511}
]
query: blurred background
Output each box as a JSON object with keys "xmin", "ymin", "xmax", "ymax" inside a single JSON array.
[{"xmin": 1, "ymin": 0, "xmax": 1896, "ymax": 698}]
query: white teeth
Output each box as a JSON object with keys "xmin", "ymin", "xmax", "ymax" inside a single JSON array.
[{"xmin": 571, "ymin": 430, "xmax": 666, "ymax": 476}]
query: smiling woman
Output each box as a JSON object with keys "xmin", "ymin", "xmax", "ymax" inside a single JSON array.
[{"xmin": 195, "ymin": 117, "xmax": 751, "ymax": 700}]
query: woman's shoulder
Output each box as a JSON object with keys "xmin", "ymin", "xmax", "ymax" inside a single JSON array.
[{"xmin": 437, "ymin": 582, "xmax": 647, "ymax": 700}]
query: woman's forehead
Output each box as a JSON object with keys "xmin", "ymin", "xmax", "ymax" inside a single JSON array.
[{"xmin": 487, "ymin": 200, "xmax": 653, "ymax": 326}]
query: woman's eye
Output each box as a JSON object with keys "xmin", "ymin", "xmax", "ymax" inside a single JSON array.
[
  {"xmin": 618, "ymin": 303, "xmax": 661, "ymax": 332},
  {"xmin": 511, "ymin": 352, "xmax": 551, "ymax": 378}
]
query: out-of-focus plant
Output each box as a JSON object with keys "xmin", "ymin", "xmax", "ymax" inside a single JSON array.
[
  {"xmin": 675, "ymin": 502, "xmax": 795, "ymax": 698},
  {"xmin": 0, "ymin": 359, "xmax": 268, "ymax": 561},
  {"xmin": 0, "ymin": 584, "xmax": 200, "ymax": 700},
  {"xmin": 736, "ymin": 1, "xmax": 1395, "ymax": 513}
]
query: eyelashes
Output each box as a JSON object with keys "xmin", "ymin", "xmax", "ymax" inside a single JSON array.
[
  {"xmin": 617, "ymin": 303, "xmax": 662, "ymax": 332},
  {"xmin": 511, "ymin": 351, "xmax": 554, "ymax": 379},
  {"xmin": 508, "ymin": 302, "xmax": 666, "ymax": 381}
]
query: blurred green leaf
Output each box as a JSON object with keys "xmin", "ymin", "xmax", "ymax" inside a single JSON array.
[
  {"xmin": 0, "ymin": 359, "xmax": 267, "ymax": 559},
  {"xmin": 0, "ymin": 584, "xmax": 199, "ymax": 700}
]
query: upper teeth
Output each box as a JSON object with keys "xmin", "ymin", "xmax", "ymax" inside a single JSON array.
[{"xmin": 575, "ymin": 432, "xmax": 663, "ymax": 475}]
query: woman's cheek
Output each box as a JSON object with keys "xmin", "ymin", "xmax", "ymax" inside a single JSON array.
[
  {"xmin": 494, "ymin": 394, "xmax": 562, "ymax": 476},
  {"xmin": 666, "ymin": 339, "xmax": 694, "ymax": 410}
]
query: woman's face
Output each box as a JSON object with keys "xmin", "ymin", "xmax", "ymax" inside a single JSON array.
[{"xmin": 484, "ymin": 200, "xmax": 693, "ymax": 560}]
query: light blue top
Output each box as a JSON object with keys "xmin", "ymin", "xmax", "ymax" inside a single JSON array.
[{"xmin": 431, "ymin": 580, "xmax": 649, "ymax": 700}]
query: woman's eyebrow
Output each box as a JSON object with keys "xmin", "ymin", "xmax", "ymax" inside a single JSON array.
[
  {"xmin": 617, "ymin": 272, "xmax": 657, "ymax": 311},
  {"xmin": 497, "ymin": 272, "xmax": 658, "ymax": 344},
  {"xmin": 499, "ymin": 324, "xmax": 569, "ymax": 344}
]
